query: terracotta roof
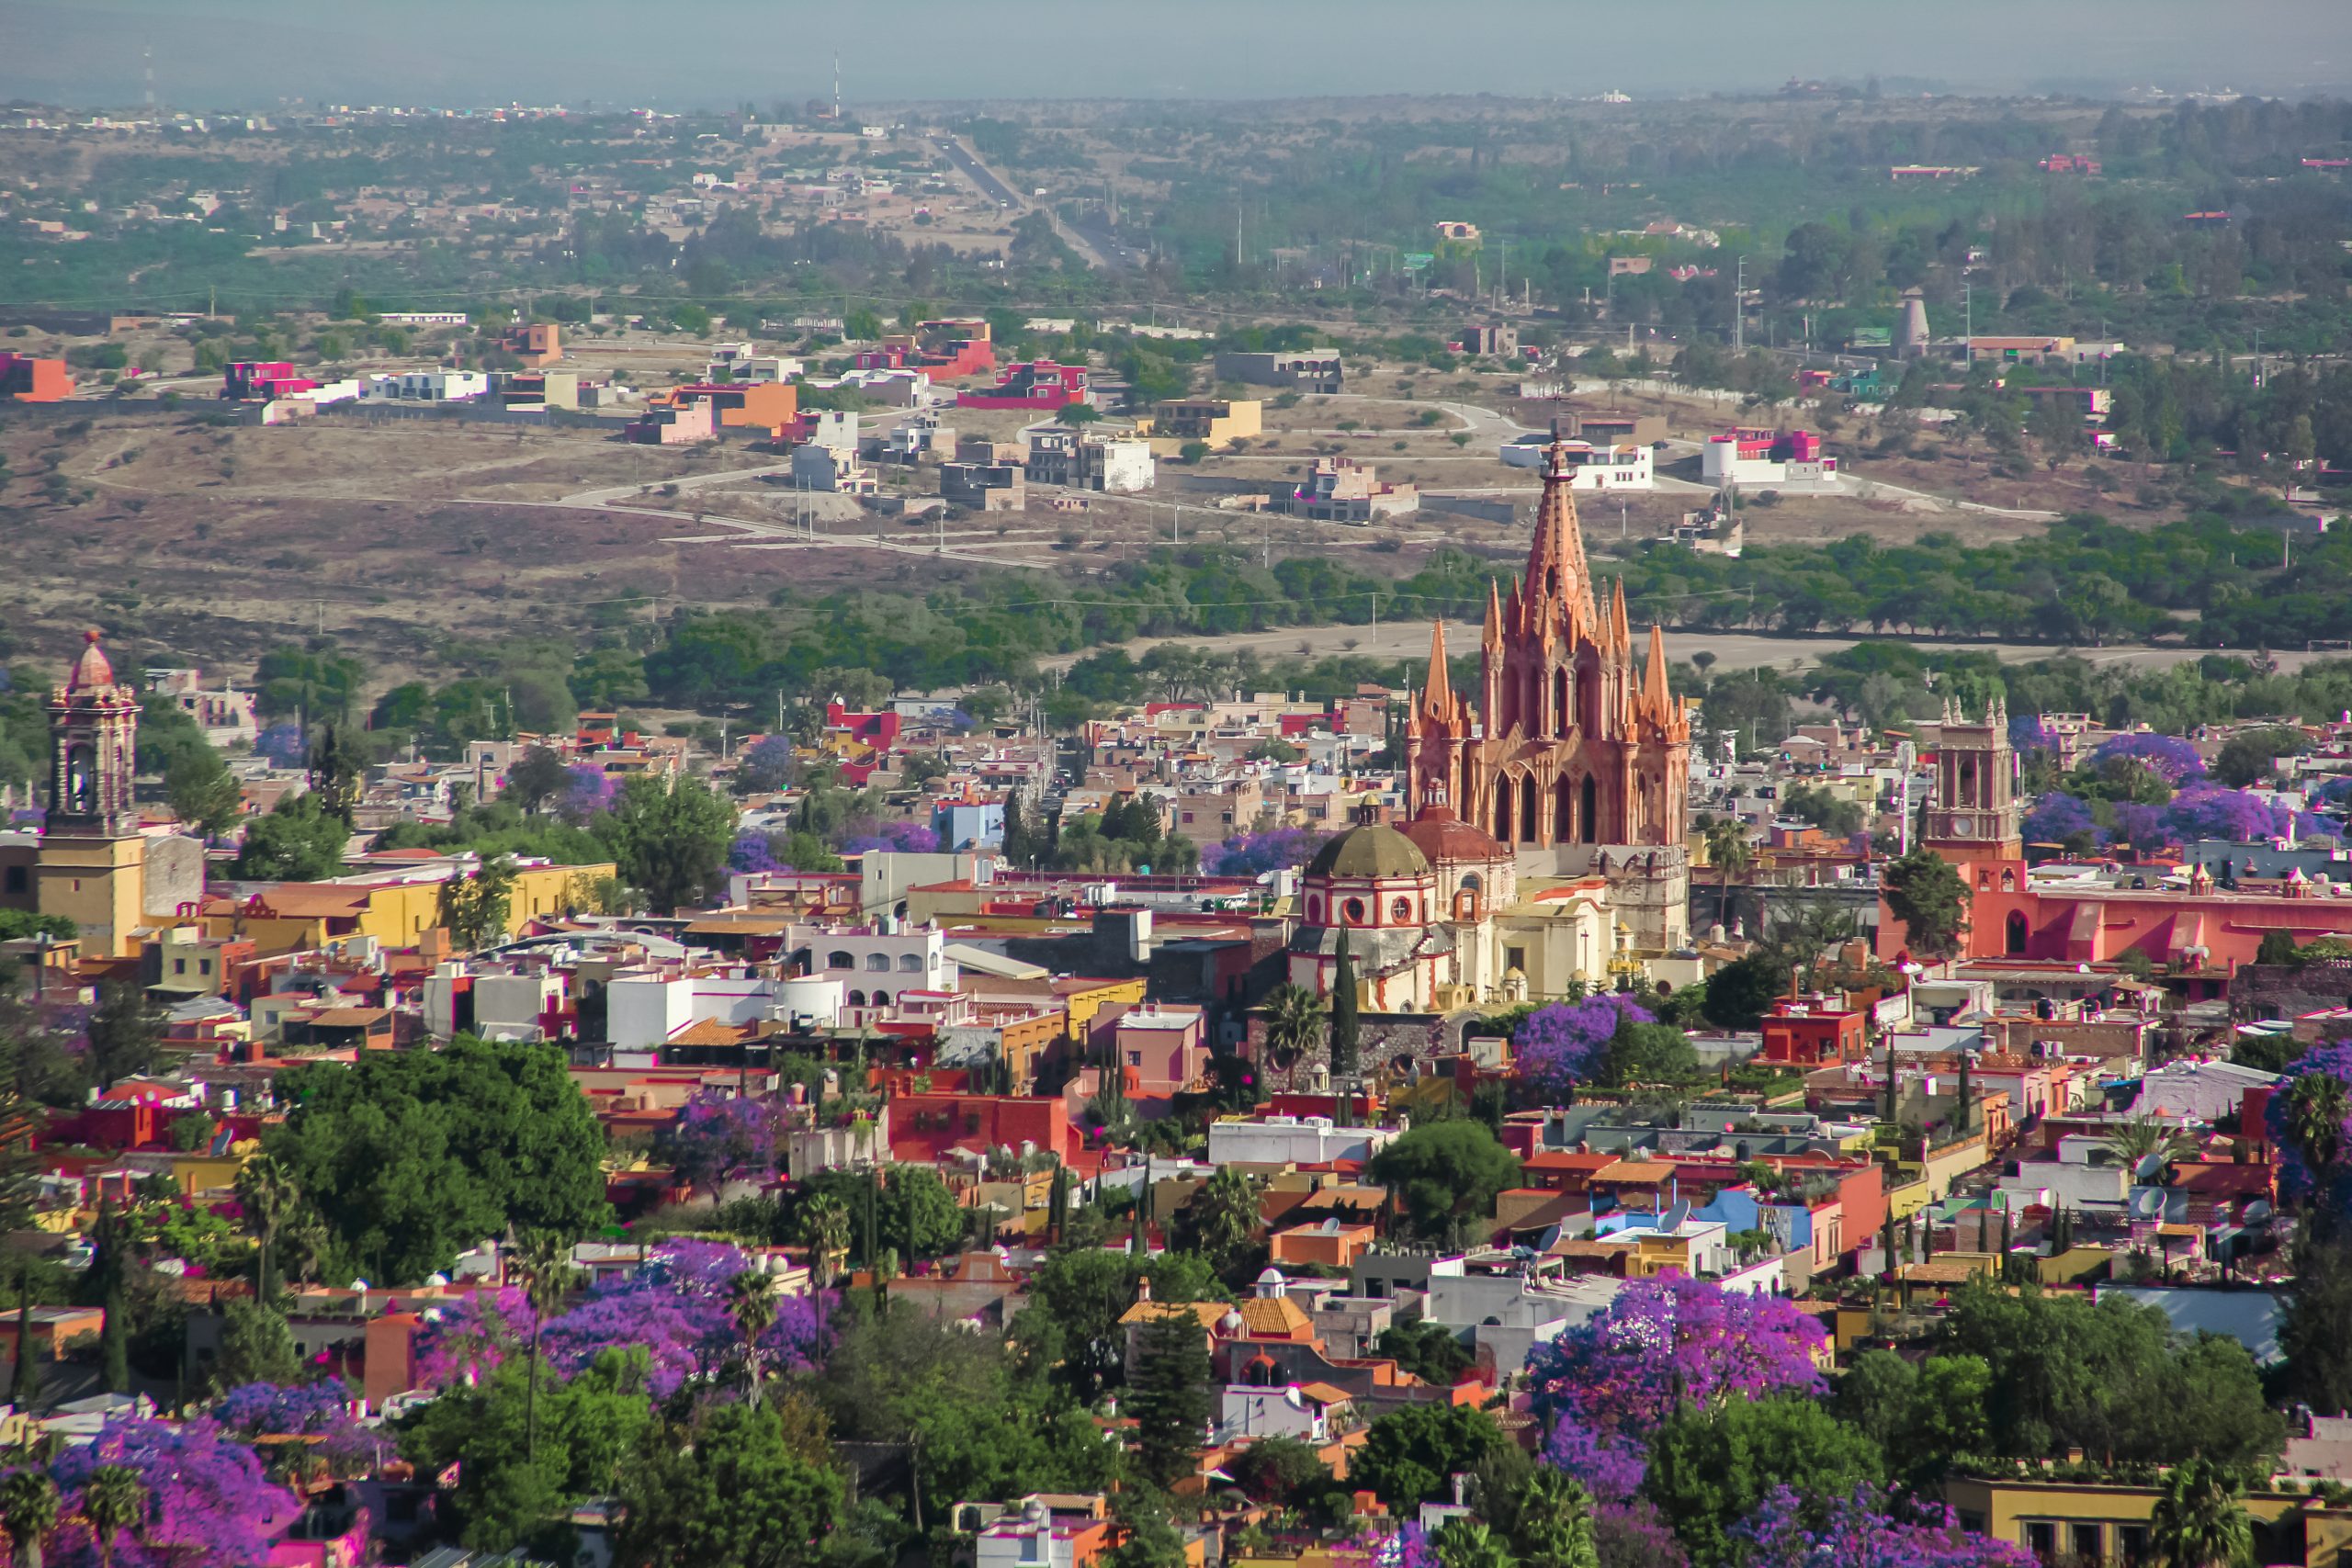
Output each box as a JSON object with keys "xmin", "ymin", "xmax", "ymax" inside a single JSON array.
[
  {"xmin": 66, "ymin": 629, "xmax": 115, "ymax": 691},
  {"xmin": 1400, "ymin": 805, "xmax": 1506, "ymax": 866},
  {"xmin": 1592, "ymin": 1160, "xmax": 1678, "ymax": 1183},
  {"xmin": 670, "ymin": 1019, "xmax": 760, "ymax": 1047},
  {"xmin": 1119, "ymin": 1299, "xmax": 1227, "ymax": 1329},
  {"xmin": 305, "ymin": 1007, "xmax": 390, "ymax": 1028}
]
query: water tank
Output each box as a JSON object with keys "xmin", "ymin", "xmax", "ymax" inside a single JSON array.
[{"xmin": 1896, "ymin": 288, "xmax": 1930, "ymax": 359}]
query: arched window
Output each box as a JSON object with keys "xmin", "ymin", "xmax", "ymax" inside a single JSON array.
[
  {"xmin": 1978, "ymin": 869, "xmax": 1992, "ymax": 890},
  {"xmin": 1958, "ymin": 756, "xmax": 1978, "ymax": 806},
  {"xmin": 848, "ymin": 989, "xmax": 867, "ymax": 1007},
  {"xmin": 1343, "ymin": 897, "xmax": 1368, "ymax": 925},
  {"xmin": 1306, "ymin": 895, "xmax": 1324, "ymax": 923},
  {"xmin": 1554, "ymin": 777, "xmax": 1574, "ymax": 841},
  {"xmin": 2006, "ymin": 911, "xmax": 2029, "ymax": 956},
  {"xmin": 1520, "ymin": 777, "xmax": 1537, "ymax": 843},
  {"xmin": 872, "ymin": 989, "xmax": 890, "ymax": 1007},
  {"xmin": 1390, "ymin": 897, "xmax": 1414, "ymax": 924},
  {"xmin": 866, "ymin": 953, "xmax": 892, "ymax": 972},
  {"xmin": 1579, "ymin": 775, "xmax": 1599, "ymax": 844},
  {"xmin": 899, "ymin": 953, "xmax": 924, "ymax": 973},
  {"xmin": 826, "ymin": 950, "xmax": 854, "ymax": 970},
  {"xmin": 1493, "ymin": 774, "xmax": 1513, "ymax": 842},
  {"xmin": 1554, "ymin": 667, "xmax": 1570, "ymax": 735}
]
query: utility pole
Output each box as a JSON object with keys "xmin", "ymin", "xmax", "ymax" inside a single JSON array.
[{"xmin": 1734, "ymin": 256, "xmax": 1745, "ymax": 355}]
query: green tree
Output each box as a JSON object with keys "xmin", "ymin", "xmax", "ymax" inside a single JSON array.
[
  {"xmin": 207, "ymin": 1297, "xmax": 300, "ymax": 1393},
  {"xmin": 1352, "ymin": 1403, "xmax": 1507, "ymax": 1511},
  {"xmin": 2286, "ymin": 1072, "xmax": 2349, "ymax": 1189},
  {"xmin": 517, "ymin": 1230, "xmax": 581, "ymax": 1462},
  {"xmin": 1126, "ymin": 1307, "xmax": 1214, "ymax": 1487},
  {"xmin": 1699, "ymin": 953, "xmax": 1784, "ymax": 1032},
  {"xmin": 2278, "ymin": 1235, "xmax": 2352, "ymax": 1425},
  {"xmin": 1172, "ymin": 1166, "xmax": 1261, "ymax": 1280},
  {"xmin": 1227, "ymin": 1436, "xmax": 1334, "ymax": 1506},
  {"xmin": 230, "ymin": 792, "xmax": 352, "ymax": 881},
  {"xmin": 1367, "ymin": 1122, "xmax": 1521, "ymax": 1244},
  {"xmin": 2151, "ymin": 1458, "xmax": 2254, "ymax": 1568},
  {"xmin": 305, "ymin": 722, "xmax": 367, "ymax": 825},
  {"xmin": 615, "ymin": 1397, "xmax": 843, "ymax": 1568},
  {"xmin": 1644, "ymin": 1394, "xmax": 1883, "ymax": 1566},
  {"xmin": 79, "ymin": 1467, "xmax": 145, "ymax": 1568},
  {"xmin": 233, "ymin": 1152, "xmax": 299, "ymax": 1303},
  {"xmin": 1881, "ymin": 847, "xmax": 1973, "ymax": 960},
  {"xmin": 1509, "ymin": 1468, "xmax": 1597, "ymax": 1568},
  {"xmin": 1329, "ymin": 929, "xmax": 1360, "ymax": 1079},
  {"xmin": 265, "ymin": 1037, "xmax": 611, "ymax": 1283},
  {"xmin": 164, "ymin": 750, "xmax": 242, "ymax": 840},
  {"xmin": 2256, "ymin": 930, "xmax": 2302, "ymax": 967},
  {"xmin": 1260, "ymin": 984, "xmax": 1325, "ymax": 1072},
  {"xmin": 1702, "ymin": 818, "xmax": 1753, "ymax": 931},
  {"xmin": 1377, "ymin": 1315, "xmax": 1473, "ymax": 1384},
  {"xmin": 402, "ymin": 1347, "xmax": 653, "ymax": 1554},
  {"xmin": 1021, "ymin": 1247, "xmax": 1225, "ymax": 1399},
  {"xmin": 436, "ymin": 855, "xmax": 518, "ymax": 951},
  {"xmin": 504, "ymin": 746, "xmax": 571, "ymax": 815},
  {"xmin": 0, "ymin": 1467, "xmax": 59, "ymax": 1568},
  {"xmin": 728, "ymin": 1269, "xmax": 779, "ymax": 1409},
  {"xmin": 85, "ymin": 985, "xmax": 158, "ymax": 1091},
  {"xmin": 98, "ymin": 1274, "xmax": 128, "ymax": 1394},
  {"xmin": 2211, "ymin": 728, "xmax": 2309, "ymax": 789},
  {"xmin": 604, "ymin": 775, "xmax": 735, "ymax": 913},
  {"xmin": 1432, "ymin": 1520, "xmax": 1518, "ymax": 1568}
]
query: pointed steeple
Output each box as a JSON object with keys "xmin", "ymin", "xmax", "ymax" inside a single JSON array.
[
  {"xmin": 1423, "ymin": 618, "xmax": 1454, "ymax": 720},
  {"xmin": 1643, "ymin": 624, "xmax": 1670, "ymax": 716},
  {"xmin": 1527, "ymin": 447, "xmax": 1600, "ymax": 631},
  {"xmin": 1482, "ymin": 577, "xmax": 1504, "ymax": 650},
  {"xmin": 1609, "ymin": 579, "xmax": 1631, "ymax": 650}
]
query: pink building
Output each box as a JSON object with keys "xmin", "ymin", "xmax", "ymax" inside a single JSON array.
[
  {"xmin": 223, "ymin": 361, "xmax": 318, "ymax": 400},
  {"xmin": 625, "ymin": 400, "xmax": 716, "ymax": 445},
  {"xmin": 958, "ymin": 361, "xmax": 1092, "ymax": 411},
  {"xmin": 1108, "ymin": 1003, "xmax": 1208, "ymax": 1103}
]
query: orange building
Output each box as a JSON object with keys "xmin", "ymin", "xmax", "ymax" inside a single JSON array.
[
  {"xmin": 1759, "ymin": 998, "xmax": 1869, "ymax": 1064},
  {"xmin": 0, "ymin": 354, "xmax": 71, "ymax": 402},
  {"xmin": 503, "ymin": 321, "xmax": 562, "ymax": 367},
  {"xmin": 670, "ymin": 379, "xmax": 799, "ymax": 437}
]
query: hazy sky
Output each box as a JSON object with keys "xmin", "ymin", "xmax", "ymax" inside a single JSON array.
[{"xmin": 4, "ymin": 0, "xmax": 2346, "ymax": 108}]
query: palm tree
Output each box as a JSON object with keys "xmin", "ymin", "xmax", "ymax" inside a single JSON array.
[
  {"xmin": 1261, "ymin": 983, "xmax": 1325, "ymax": 1073},
  {"xmin": 1511, "ymin": 1468, "xmax": 1598, "ymax": 1568},
  {"xmin": 78, "ymin": 1467, "xmax": 145, "ymax": 1568},
  {"xmin": 1183, "ymin": 1166, "xmax": 1261, "ymax": 1276},
  {"xmin": 2104, "ymin": 1114, "xmax": 2201, "ymax": 1176},
  {"xmin": 800, "ymin": 1193, "xmax": 851, "ymax": 1298},
  {"xmin": 1430, "ymin": 1518, "xmax": 1516, "ymax": 1568},
  {"xmin": 232, "ymin": 1154, "xmax": 299, "ymax": 1304},
  {"xmin": 2150, "ymin": 1458, "xmax": 2253, "ymax": 1568},
  {"xmin": 727, "ymin": 1269, "xmax": 779, "ymax": 1409},
  {"xmin": 2287, "ymin": 1072, "xmax": 2349, "ymax": 1184},
  {"xmin": 0, "ymin": 1469, "xmax": 58, "ymax": 1568},
  {"xmin": 514, "ymin": 1231, "xmax": 580, "ymax": 1465},
  {"xmin": 1702, "ymin": 817, "xmax": 1754, "ymax": 931}
]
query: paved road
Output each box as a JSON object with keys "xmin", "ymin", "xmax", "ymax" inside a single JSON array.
[
  {"xmin": 931, "ymin": 134, "xmax": 1122, "ymax": 270},
  {"xmin": 1039, "ymin": 617, "xmax": 2335, "ymax": 677}
]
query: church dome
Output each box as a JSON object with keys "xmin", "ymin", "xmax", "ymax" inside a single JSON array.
[
  {"xmin": 1401, "ymin": 805, "xmax": 1506, "ymax": 865},
  {"xmin": 1305, "ymin": 822, "xmax": 1430, "ymax": 880},
  {"xmin": 65, "ymin": 629, "xmax": 115, "ymax": 692}
]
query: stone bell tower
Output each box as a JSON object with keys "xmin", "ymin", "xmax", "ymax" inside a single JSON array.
[{"xmin": 39, "ymin": 630, "xmax": 148, "ymax": 955}]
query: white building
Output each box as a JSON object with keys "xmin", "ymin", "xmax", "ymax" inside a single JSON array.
[
  {"xmin": 1500, "ymin": 435, "xmax": 1654, "ymax": 490},
  {"xmin": 1701, "ymin": 428, "xmax": 1839, "ymax": 489},
  {"xmin": 362, "ymin": 369, "xmax": 489, "ymax": 401},
  {"xmin": 1206, "ymin": 1114, "xmax": 1397, "ymax": 1168},
  {"xmin": 788, "ymin": 922, "xmax": 958, "ymax": 996}
]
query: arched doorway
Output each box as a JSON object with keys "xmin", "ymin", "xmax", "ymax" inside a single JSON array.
[
  {"xmin": 1493, "ymin": 774, "xmax": 1513, "ymax": 842},
  {"xmin": 1580, "ymin": 775, "xmax": 1600, "ymax": 843},
  {"xmin": 2005, "ymin": 911, "xmax": 2029, "ymax": 956}
]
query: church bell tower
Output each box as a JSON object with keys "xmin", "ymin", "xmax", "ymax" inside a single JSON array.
[{"xmin": 38, "ymin": 630, "xmax": 148, "ymax": 955}]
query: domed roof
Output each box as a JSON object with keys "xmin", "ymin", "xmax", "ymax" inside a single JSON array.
[
  {"xmin": 1401, "ymin": 805, "xmax": 1506, "ymax": 865},
  {"xmin": 65, "ymin": 629, "xmax": 116, "ymax": 692},
  {"xmin": 1305, "ymin": 822, "xmax": 1430, "ymax": 880}
]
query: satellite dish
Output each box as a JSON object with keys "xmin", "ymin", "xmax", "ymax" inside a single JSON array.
[
  {"xmin": 2131, "ymin": 1190, "xmax": 2164, "ymax": 1219},
  {"xmin": 1284, "ymin": 1385, "xmax": 1306, "ymax": 1409},
  {"xmin": 2246, "ymin": 1200, "xmax": 2274, "ymax": 1222}
]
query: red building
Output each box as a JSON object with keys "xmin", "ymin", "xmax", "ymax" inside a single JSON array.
[
  {"xmin": 222, "ymin": 361, "xmax": 316, "ymax": 400},
  {"xmin": 958, "ymin": 361, "xmax": 1092, "ymax": 411},
  {"xmin": 1759, "ymin": 998, "xmax": 1868, "ymax": 1065}
]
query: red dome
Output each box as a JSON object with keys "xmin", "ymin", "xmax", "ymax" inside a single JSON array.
[
  {"xmin": 65, "ymin": 628, "xmax": 116, "ymax": 692},
  {"xmin": 1401, "ymin": 804, "xmax": 1506, "ymax": 864}
]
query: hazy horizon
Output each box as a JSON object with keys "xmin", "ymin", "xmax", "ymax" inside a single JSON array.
[{"xmin": 4, "ymin": 0, "xmax": 2348, "ymax": 111}]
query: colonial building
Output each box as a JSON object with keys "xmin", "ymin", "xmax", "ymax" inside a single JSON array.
[
  {"xmin": 1286, "ymin": 819, "xmax": 1455, "ymax": 1013},
  {"xmin": 1405, "ymin": 447, "xmax": 1693, "ymax": 948}
]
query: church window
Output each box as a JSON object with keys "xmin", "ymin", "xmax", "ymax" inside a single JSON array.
[
  {"xmin": 1520, "ymin": 779, "xmax": 1537, "ymax": 842},
  {"xmin": 1343, "ymin": 897, "xmax": 1367, "ymax": 925},
  {"xmin": 1306, "ymin": 896, "xmax": 1323, "ymax": 922},
  {"xmin": 1580, "ymin": 776, "xmax": 1600, "ymax": 843},
  {"xmin": 1390, "ymin": 897, "xmax": 1414, "ymax": 923}
]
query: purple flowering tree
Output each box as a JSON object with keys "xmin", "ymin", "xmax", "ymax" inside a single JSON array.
[
  {"xmin": 736, "ymin": 735, "xmax": 798, "ymax": 795},
  {"xmin": 1513, "ymin": 995, "xmax": 1655, "ymax": 1099},
  {"xmin": 2021, "ymin": 793, "xmax": 2102, "ymax": 848},
  {"xmin": 538, "ymin": 1238, "xmax": 824, "ymax": 1397},
  {"xmin": 841, "ymin": 819, "xmax": 940, "ymax": 855},
  {"xmin": 46, "ymin": 1416, "xmax": 302, "ymax": 1567},
  {"xmin": 657, "ymin": 1089, "xmax": 789, "ymax": 1201},
  {"xmin": 2092, "ymin": 734, "xmax": 2207, "ymax": 786},
  {"xmin": 1526, "ymin": 1272, "xmax": 1826, "ymax": 1500},
  {"xmin": 1737, "ymin": 1484, "xmax": 2033, "ymax": 1568},
  {"xmin": 212, "ymin": 1377, "xmax": 381, "ymax": 1472},
  {"xmin": 2164, "ymin": 785, "xmax": 2292, "ymax": 844},
  {"xmin": 412, "ymin": 1284, "xmax": 535, "ymax": 1390},
  {"xmin": 560, "ymin": 763, "xmax": 618, "ymax": 821},
  {"xmin": 254, "ymin": 722, "xmax": 305, "ymax": 767},
  {"xmin": 2109, "ymin": 802, "xmax": 2171, "ymax": 852},
  {"xmin": 1594, "ymin": 1502, "xmax": 1692, "ymax": 1568},
  {"xmin": 2266, "ymin": 1041, "xmax": 2352, "ymax": 1205},
  {"xmin": 729, "ymin": 830, "xmax": 784, "ymax": 874},
  {"xmin": 1206, "ymin": 827, "xmax": 1334, "ymax": 876},
  {"xmin": 2007, "ymin": 715, "xmax": 2059, "ymax": 758}
]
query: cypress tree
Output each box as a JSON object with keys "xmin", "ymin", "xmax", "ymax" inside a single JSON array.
[
  {"xmin": 9, "ymin": 1267, "xmax": 38, "ymax": 1411},
  {"xmin": 1001, "ymin": 790, "xmax": 1034, "ymax": 870},
  {"xmin": 1329, "ymin": 928, "xmax": 1360, "ymax": 1082},
  {"xmin": 99, "ymin": 1277, "xmax": 129, "ymax": 1394},
  {"xmin": 862, "ymin": 1167, "xmax": 879, "ymax": 1271}
]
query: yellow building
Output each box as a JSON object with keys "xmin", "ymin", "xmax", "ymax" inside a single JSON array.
[
  {"xmin": 1943, "ymin": 1474, "xmax": 2352, "ymax": 1568},
  {"xmin": 1491, "ymin": 879, "xmax": 1615, "ymax": 1002},
  {"xmin": 1142, "ymin": 398, "xmax": 1263, "ymax": 452},
  {"xmin": 201, "ymin": 858, "xmax": 614, "ymax": 955}
]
